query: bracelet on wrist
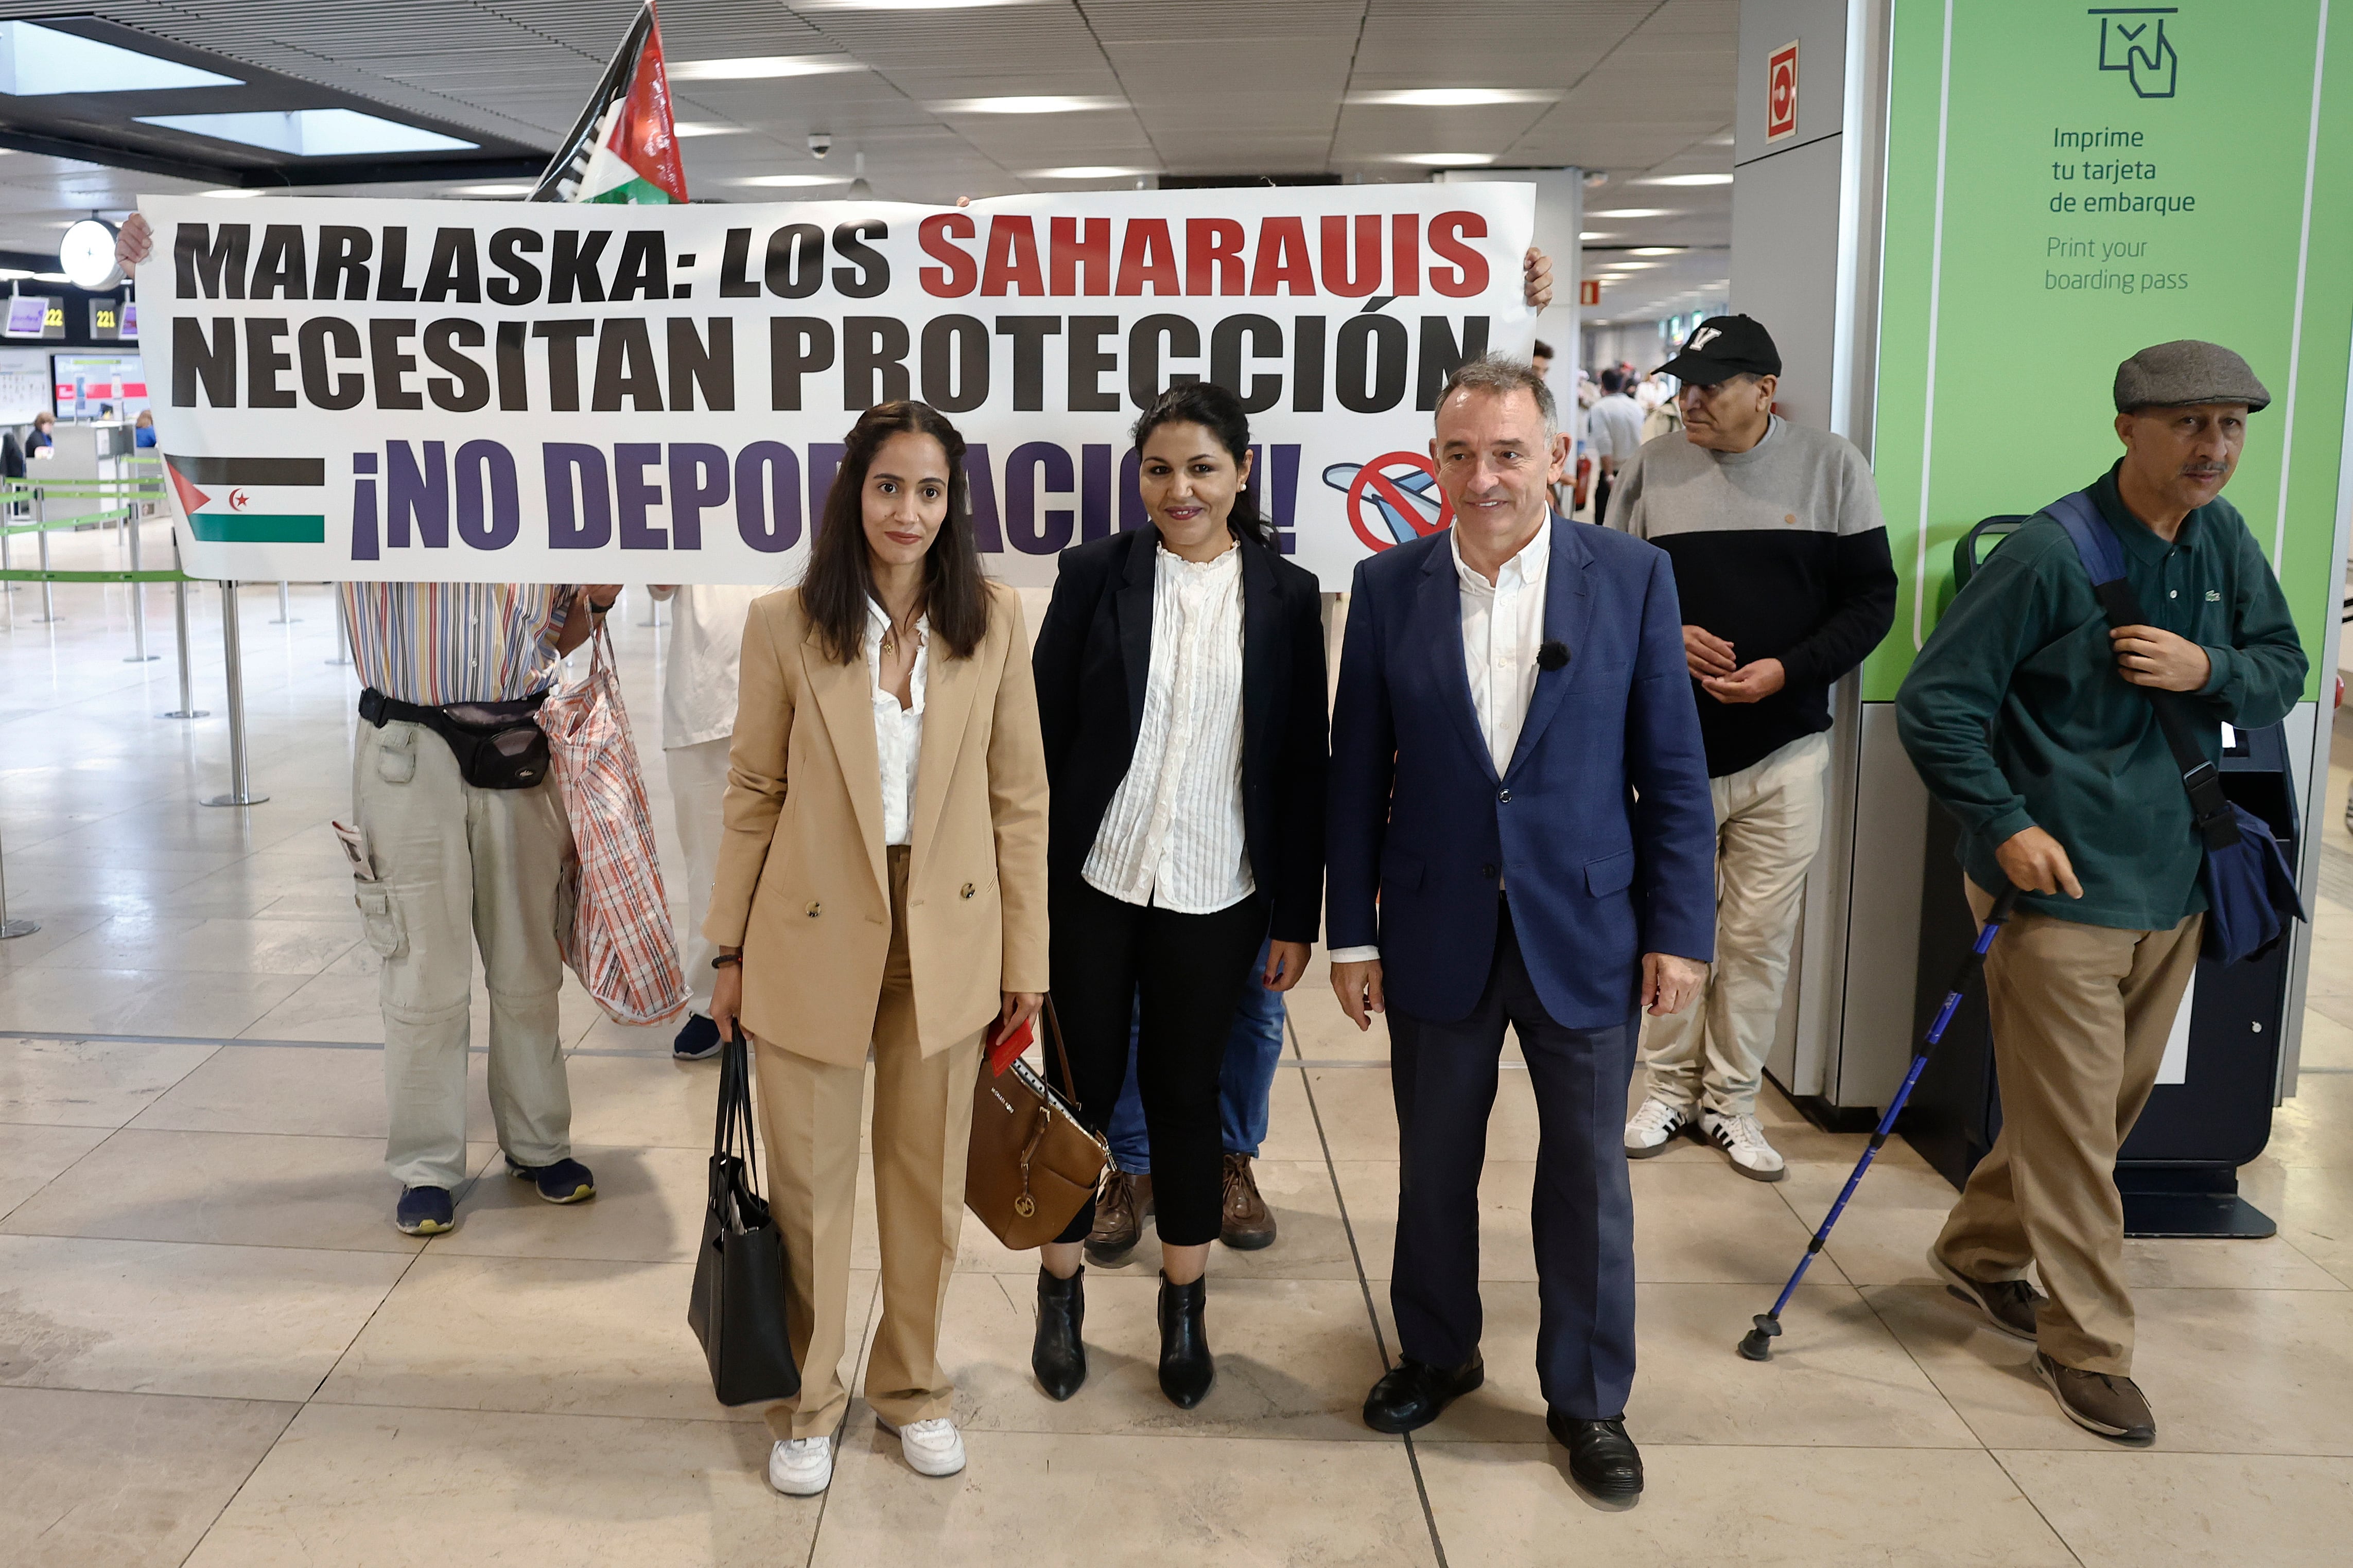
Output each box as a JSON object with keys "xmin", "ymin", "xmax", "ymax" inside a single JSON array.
[{"xmin": 712, "ymin": 953, "xmax": 741, "ymax": 970}]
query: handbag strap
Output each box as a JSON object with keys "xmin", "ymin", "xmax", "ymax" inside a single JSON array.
[
  {"xmin": 2045, "ymin": 490, "xmax": 2240, "ymax": 853},
  {"xmin": 712, "ymin": 1032, "xmax": 763, "ymax": 1197},
  {"xmin": 1041, "ymin": 997, "xmax": 1079, "ymax": 1102}
]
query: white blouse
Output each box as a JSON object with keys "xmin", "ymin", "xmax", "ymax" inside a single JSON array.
[
  {"xmin": 1083, "ymin": 542, "xmax": 1253, "ymax": 913},
  {"xmin": 862, "ymin": 602, "xmax": 928, "ymax": 848}
]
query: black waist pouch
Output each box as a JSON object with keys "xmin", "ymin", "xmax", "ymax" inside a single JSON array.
[{"xmin": 360, "ymin": 687, "xmax": 551, "ymax": 789}]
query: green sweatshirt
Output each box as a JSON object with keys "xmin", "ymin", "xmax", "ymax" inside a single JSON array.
[{"xmin": 1896, "ymin": 463, "xmax": 2306, "ymax": 930}]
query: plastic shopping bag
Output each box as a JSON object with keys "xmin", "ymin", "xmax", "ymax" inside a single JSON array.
[{"xmin": 540, "ymin": 621, "xmax": 691, "ymax": 1025}]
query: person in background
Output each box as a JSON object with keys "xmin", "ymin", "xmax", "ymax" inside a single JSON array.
[
  {"xmin": 27, "ymin": 410, "xmax": 55, "ymax": 453},
  {"xmin": 1029, "ymin": 381, "xmax": 1329, "ymax": 1410},
  {"xmin": 1087, "ymin": 949, "xmax": 1289, "ymax": 1261},
  {"xmin": 1531, "ymin": 340, "xmax": 1554, "ymax": 377},
  {"xmin": 1897, "ymin": 340, "xmax": 2304, "ymax": 1444},
  {"xmin": 1585, "ymin": 368, "xmax": 1643, "ymax": 525},
  {"xmin": 1609, "ymin": 314, "xmax": 1897, "ymax": 1182},
  {"xmin": 707, "ymin": 401, "xmax": 1048, "ymax": 1496},
  {"xmin": 646, "ymin": 582, "xmax": 770, "ymax": 1061},
  {"xmin": 116, "ymin": 203, "xmax": 617, "ymax": 1241},
  {"xmin": 1328, "ymin": 356, "xmax": 1714, "ymax": 1501},
  {"xmin": 133, "ymin": 409, "xmax": 156, "ymax": 448}
]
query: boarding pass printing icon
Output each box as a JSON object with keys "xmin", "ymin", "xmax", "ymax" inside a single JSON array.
[
  {"xmin": 1325, "ymin": 453, "xmax": 1452, "ymax": 552},
  {"xmin": 2091, "ymin": 7, "xmax": 2178, "ymax": 99}
]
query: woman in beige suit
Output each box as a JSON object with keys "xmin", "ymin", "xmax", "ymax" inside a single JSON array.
[{"xmin": 707, "ymin": 401, "xmax": 1049, "ymax": 1497}]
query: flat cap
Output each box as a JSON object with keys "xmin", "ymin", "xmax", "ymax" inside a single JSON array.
[{"xmin": 2114, "ymin": 340, "xmax": 2271, "ymax": 413}]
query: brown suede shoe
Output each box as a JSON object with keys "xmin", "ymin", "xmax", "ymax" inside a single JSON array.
[
  {"xmin": 1085, "ymin": 1171, "xmax": 1148, "ymax": 1264},
  {"xmin": 1221, "ymin": 1153, "xmax": 1277, "ymax": 1250},
  {"xmin": 1928, "ymin": 1250, "xmax": 2046, "ymax": 1343},
  {"xmin": 2035, "ymin": 1352, "xmax": 2156, "ymax": 1441}
]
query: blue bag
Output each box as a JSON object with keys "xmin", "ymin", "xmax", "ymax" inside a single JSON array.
[{"xmin": 2046, "ymin": 490, "xmax": 2304, "ymax": 964}]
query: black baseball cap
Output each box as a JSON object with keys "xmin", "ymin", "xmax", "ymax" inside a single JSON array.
[{"xmin": 1657, "ymin": 314, "xmax": 1781, "ymax": 385}]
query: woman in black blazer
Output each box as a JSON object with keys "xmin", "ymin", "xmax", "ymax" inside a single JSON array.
[{"xmin": 1027, "ymin": 381, "xmax": 1328, "ymax": 1408}]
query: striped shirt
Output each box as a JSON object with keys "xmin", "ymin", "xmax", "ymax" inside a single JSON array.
[
  {"xmin": 1082, "ymin": 542, "xmax": 1253, "ymax": 913},
  {"xmin": 342, "ymin": 583, "xmax": 576, "ymax": 706}
]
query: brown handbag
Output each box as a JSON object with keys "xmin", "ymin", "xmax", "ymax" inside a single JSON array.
[{"xmin": 965, "ymin": 999, "xmax": 1109, "ymax": 1250}]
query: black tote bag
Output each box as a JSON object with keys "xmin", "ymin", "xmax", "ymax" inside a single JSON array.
[{"xmin": 688, "ymin": 1034, "xmax": 800, "ymax": 1405}]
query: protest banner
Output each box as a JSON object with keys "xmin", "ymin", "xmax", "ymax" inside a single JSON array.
[{"xmin": 138, "ymin": 182, "xmax": 1536, "ymax": 589}]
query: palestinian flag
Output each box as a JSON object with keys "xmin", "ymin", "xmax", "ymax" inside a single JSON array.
[
  {"xmin": 530, "ymin": 1, "xmax": 688, "ymax": 206},
  {"xmin": 165, "ymin": 454, "xmax": 327, "ymax": 543}
]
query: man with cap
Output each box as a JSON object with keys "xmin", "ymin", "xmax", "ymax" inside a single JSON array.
[
  {"xmin": 1608, "ymin": 315, "xmax": 1897, "ymax": 1181},
  {"xmin": 1897, "ymin": 341, "xmax": 2305, "ymax": 1441}
]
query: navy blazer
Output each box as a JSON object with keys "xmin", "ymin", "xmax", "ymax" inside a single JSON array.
[
  {"xmin": 1326, "ymin": 518, "xmax": 1715, "ymax": 1028},
  {"xmin": 1032, "ymin": 526, "xmax": 1329, "ymax": 945}
]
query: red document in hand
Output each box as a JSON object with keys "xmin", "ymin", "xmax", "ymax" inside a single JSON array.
[{"xmin": 985, "ymin": 1014, "xmax": 1034, "ymax": 1077}]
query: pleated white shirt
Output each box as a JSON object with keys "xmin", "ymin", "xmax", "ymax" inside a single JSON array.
[{"xmin": 1082, "ymin": 541, "xmax": 1253, "ymax": 912}]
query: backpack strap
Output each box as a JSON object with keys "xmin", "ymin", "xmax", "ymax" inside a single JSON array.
[{"xmin": 2042, "ymin": 488, "xmax": 2240, "ymax": 853}]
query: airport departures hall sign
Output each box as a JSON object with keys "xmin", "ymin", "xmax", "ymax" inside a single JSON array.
[
  {"xmin": 137, "ymin": 184, "xmax": 1535, "ymax": 589},
  {"xmin": 1869, "ymin": 1, "xmax": 2353, "ymax": 699}
]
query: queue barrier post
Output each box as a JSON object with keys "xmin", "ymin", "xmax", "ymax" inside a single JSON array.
[{"xmin": 201, "ymin": 581, "xmax": 267, "ymax": 808}]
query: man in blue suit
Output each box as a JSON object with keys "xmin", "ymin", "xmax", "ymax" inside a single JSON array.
[{"xmin": 1327, "ymin": 357, "xmax": 1715, "ymax": 1500}]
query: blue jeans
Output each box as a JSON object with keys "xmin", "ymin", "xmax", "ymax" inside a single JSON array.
[{"xmin": 1106, "ymin": 936, "xmax": 1287, "ymax": 1171}]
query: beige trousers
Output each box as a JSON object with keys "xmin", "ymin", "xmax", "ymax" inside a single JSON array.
[
  {"xmin": 753, "ymin": 845, "xmax": 984, "ymax": 1439},
  {"xmin": 1642, "ymin": 731, "xmax": 1829, "ymax": 1116},
  {"xmin": 1933, "ymin": 878, "xmax": 2202, "ymax": 1374},
  {"xmin": 664, "ymin": 736, "xmax": 732, "ymax": 1016},
  {"xmin": 352, "ymin": 717, "xmax": 574, "ymax": 1190}
]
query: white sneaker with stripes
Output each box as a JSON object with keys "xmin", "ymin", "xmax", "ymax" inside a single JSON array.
[{"xmin": 1701, "ymin": 1110, "xmax": 1787, "ymax": 1182}]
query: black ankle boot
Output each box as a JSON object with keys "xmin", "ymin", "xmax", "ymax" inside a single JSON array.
[
  {"xmin": 1032, "ymin": 1266, "xmax": 1087, "ymax": 1400},
  {"xmin": 1157, "ymin": 1272, "xmax": 1214, "ymax": 1408}
]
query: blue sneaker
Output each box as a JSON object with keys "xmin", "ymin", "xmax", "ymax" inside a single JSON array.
[
  {"xmin": 508, "ymin": 1155, "xmax": 596, "ymax": 1204},
  {"xmin": 673, "ymin": 1012, "xmax": 722, "ymax": 1061},
  {"xmin": 396, "ymin": 1185, "xmax": 455, "ymax": 1235}
]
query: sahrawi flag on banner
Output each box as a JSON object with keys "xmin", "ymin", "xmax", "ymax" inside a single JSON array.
[{"xmin": 530, "ymin": 0, "xmax": 688, "ymax": 206}]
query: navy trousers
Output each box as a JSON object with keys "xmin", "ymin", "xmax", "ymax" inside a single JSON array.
[{"xmin": 1387, "ymin": 899, "xmax": 1640, "ymax": 1420}]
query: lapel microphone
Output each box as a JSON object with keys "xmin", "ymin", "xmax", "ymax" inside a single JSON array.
[{"xmin": 1538, "ymin": 639, "xmax": 1570, "ymax": 672}]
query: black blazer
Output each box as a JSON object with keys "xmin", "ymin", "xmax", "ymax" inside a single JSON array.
[{"xmin": 1032, "ymin": 526, "xmax": 1328, "ymax": 945}]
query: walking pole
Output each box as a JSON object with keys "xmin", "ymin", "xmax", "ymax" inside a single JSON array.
[
  {"xmin": 201, "ymin": 582, "xmax": 268, "ymax": 807},
  {"xmin": 1738, "ymin": 885, "xmax": 2021, "ymax": 1362},
  {"xmin": 124, "ymin": 502, "xmax": 155, "ymax": 662},
  {"xmin": 0, "ymin": 815, "xmax": 37, "ymax": 940},
  {"xmin": 162, "ymin": 535, "xmax": 208, "ymax": 719}
]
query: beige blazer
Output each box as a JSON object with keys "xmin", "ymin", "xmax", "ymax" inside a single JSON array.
[{"xmin": 705, "ymin": 583, "xmax": 1050, "ymax": 1065}]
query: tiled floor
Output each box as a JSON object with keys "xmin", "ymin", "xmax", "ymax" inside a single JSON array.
[{"xmin": 3, "ymin": 532, "xmax": 2351, "ymax": 1566}]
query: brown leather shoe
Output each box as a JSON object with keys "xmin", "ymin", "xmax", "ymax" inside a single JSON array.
[
  {"xmin": 2035, "ymin": 1352, "xmax": 2156, "ymax": 1441},
  {"xmin": 1085, "ymin": 1170, "xmax": 1146, "ymax": 1264},
  {"xmin": 1220, "ymin": 1153, "xmax": 1277, "ymax": 1250},
  {"xmin": 1928, "ymin": 1250, "xmax": 2046, "ymax": 1343}
]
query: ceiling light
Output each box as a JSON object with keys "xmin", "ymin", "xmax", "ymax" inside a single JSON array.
[
  {"xmin": 1393, "ymin": 152, "xmax": 1496, "ymax": 167},
  {"xmin": 1579, "ymin": 231, "xmax": 1615, "ymax": 241},
  {"xmin": 60, "ymin": 218, "xmax": 119, "ymax": 290},
  {"xmin": 31, "ymin": 271, "xmax": 72, "ymax": 284},
  {"xmin": 671, "ymin": 122, "xmax": 746, "ymax": 138},
  {"xmin": 1589, "ymin": 208, "xmax": 1674, "ymax": 218},
  {"xmin": 800, "ymin": 1, "xmax": 1041, "ymax": 8},
  {"xmin": 1349, "ymin": 89, "xmax": 1560, "ymax": 108},
  {"xmin": 668, "ymin": 55, "xmax": 866, "ymax": 82},
  {"xmin": 448, "ymin": 183, "xmax": 534, "ymax": 196},
  {"xmin": 0, "ymin": 268, "xmax": 30, "ymax": 281},
  {"xmin": 137, "ymin": 109, "xmax": 476, "ymax": 157},
  {"xmin": 1030, "ymin": 166, "xmax": 1155, "ymax": 179},
  {"xmin": 936, "ymin": 96, "xmax": 1125, "ymax": 114},
  {"xmin": 1628, "ymin": 246, "xmax": 1684, "ymax": 256},
  {"xmin": 200, "ymin": 187, "xmax": 269, "ymax": 198},
  {"xmin": 737, "ymin": 173, "xmax": 852, "ymax": 187},
  {"xmin": 1637, "ymin": 172, "xmax": 1733, "ymax": 186},
  {"xmin": 0, "ymin": 20, "xmax": 242, "ymax": 95}
]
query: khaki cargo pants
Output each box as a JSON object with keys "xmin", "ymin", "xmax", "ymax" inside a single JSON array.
[{"xmin": 353, "ymin": 717, "xmax": 576, "ymax": 1191}]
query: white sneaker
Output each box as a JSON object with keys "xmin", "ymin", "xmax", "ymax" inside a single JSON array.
[
  {"xmin": 1701, "ymin": 1109, "xmax": 1786, "ymax": 1182},
  {"xmin": 879, "ymin": 1415, "xmax": 966, "ymax": 1478},
  {"xmin": 1624, "ymin": 1096, "xmax": 1692, "ymax": 1157},
  {"xmin": 767, "ymin": 1436, "xmax": 833, "ymax": 1496}
]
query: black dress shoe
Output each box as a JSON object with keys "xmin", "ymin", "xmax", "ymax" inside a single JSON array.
[
  {"xmin": 1157, "ymin": 1273, "xmax": 1214, "ymax": 1408},
  {"xmin": 1362, "ymin": 1354, "xmax": 1485, "ymax": 1434},
  {"xmin": 1547, "ymin": 1410, "xmax": 1643, "ymax": 1499},
  {"xmin": 1032, "ymin": 1266, "xmax": 1087, "ymax": 1400}
]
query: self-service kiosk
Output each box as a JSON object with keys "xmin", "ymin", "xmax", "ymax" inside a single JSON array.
[{"xmin": 1899, "ymin": 518, "xmax": 2299, "ymax": 1238}]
